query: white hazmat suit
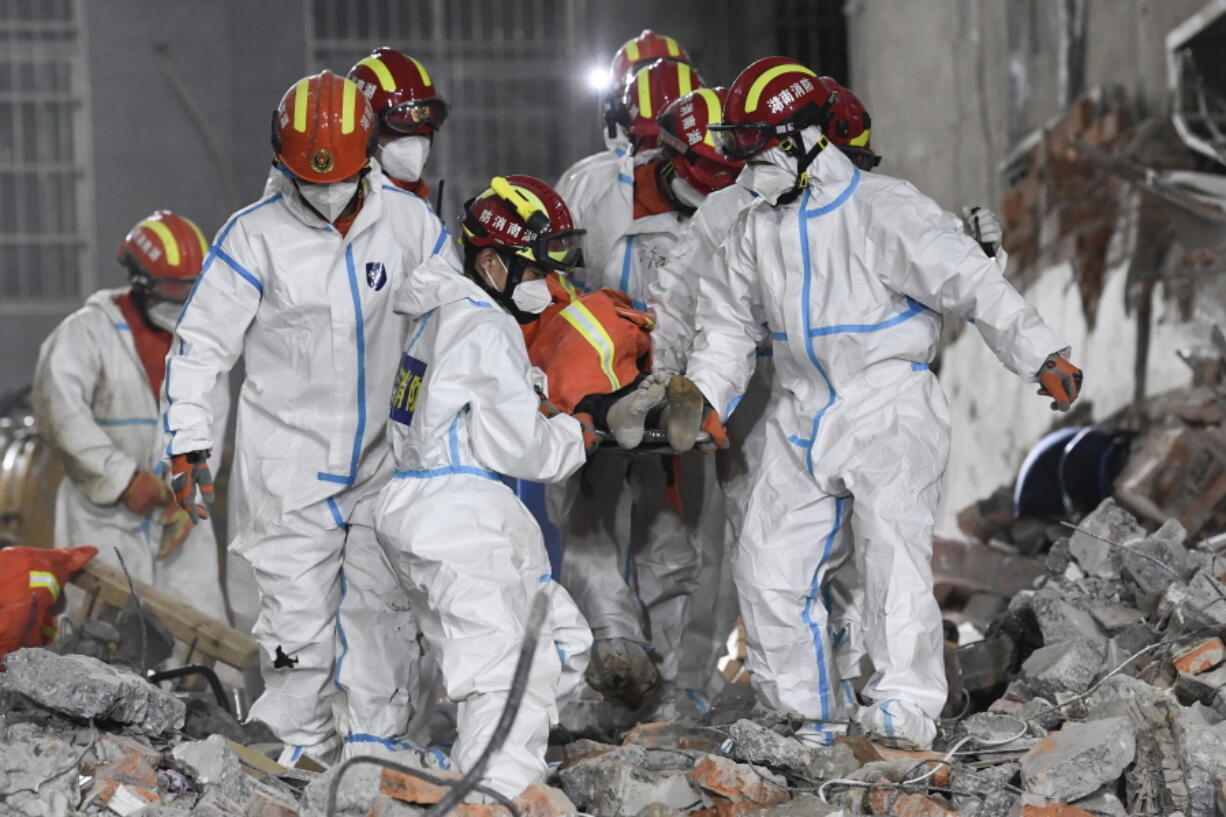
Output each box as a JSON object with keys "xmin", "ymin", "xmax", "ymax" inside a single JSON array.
[
  {"xmin": 33, "ymin": 288, "xmax": 229, "ymax": 620},
  {"xmin": 374, "ymin": 253, "xmax": 592, "ymax": 797},
  {"xmin": 164, "ymin": 164, "xmax": 455, "ymax": 758},
  {"xmin": 687, "ymin": 138, "xmax": 1068, "ymax": 748}
]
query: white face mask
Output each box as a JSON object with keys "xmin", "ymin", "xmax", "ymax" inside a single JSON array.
[
  {"xmin": 510, "ymin": 277, "xmax": 552, "ymax": 314},
  {"xmin": 378, "ymin": 135, "xmax": 431, "ymax": 183},
  {"xmin": 742, "ymin": 125, "xmax": 824, "ymax": 205},
  {"xmin": 670, "ymin": 175, "xmax": 707, "ymax": 210},
  {"xmin": 147, "ymin": 300, "xmax": 183, "ymax": 332},
  {"xmin": 298, "ymin": 178, "xmax": 360, "ymax": 222}
]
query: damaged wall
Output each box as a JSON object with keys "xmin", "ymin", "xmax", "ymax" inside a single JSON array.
[{"xmin": 847, "ymin": 0, "xmax": 1225, "ymax": 535}]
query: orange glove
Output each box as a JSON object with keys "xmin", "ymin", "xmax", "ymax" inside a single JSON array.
[
  {"xmin": 1037, "ymin": 355, "xmax": 1083, "ymax": 412},
  {"xmin": 170, "ymin": 451, "xmax": 213, "ymax": 523},
  {"xmin": 697, "ymin": 409, "xmax": 729, "ymax": 452},
  {"xmin": 573, "ymin": 412, "xmax": 602, "ymax": 454},
  {"xmin": 122, "ymin": 470, "xmax": 172, "ymax": 516},
  {"xmin": 157, "ymin": 504, "xmax": 194, "ymax": 559}
]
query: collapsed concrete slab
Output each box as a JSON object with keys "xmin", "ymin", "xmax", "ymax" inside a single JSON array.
[{"xmin": 1020, "ymin": 716, "xmax": 1136, "ymax": 802}]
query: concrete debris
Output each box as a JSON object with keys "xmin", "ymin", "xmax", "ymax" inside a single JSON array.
[
  {"xmin": 1, "ymin": 648, "xmax": 185, "ymax": 735},
  {"xmin": 1067, "ymin": 498, "xmax": 1143, "ymax": 579},
  {"xmin": 1021, "ymin": 638, "xmax": 1103, "ymax": 697},
  {"xmin": 1020, "ymin": 716, "xmax": 1136, "ymax": 802},
  {"xmin": 558, "ymin": 744, "xmax": 701, "ymax": 817},
  {"xmin": 0, "ymin": 726, "xmax": 80, "ymax": 817},
  {"xmin": 950, "ymin": 762, "xmax": 1018, "ymax": 817},
  {"xmin": 1120, "ymin": 518, "xmax": 1189, "ymax": 610},
  {"xmin": 1030, "ymin": 589, "xmax": 1108, "ymax": 659}
]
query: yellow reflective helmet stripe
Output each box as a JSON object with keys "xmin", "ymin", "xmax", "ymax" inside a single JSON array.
[
  {"xmin": 140, "ymin": 219, "xmax": 180, "ymax": 266},
  {"xmin": 664, "ymin": 36, "xmax": 680, "ymax": 57},
  {"xmin": 625, "ymin": 40, "xmax": 641, "ymax": 63},
  {"xmin": 357, "ymin": 56, "xmax": 396, "ymax": 92},
  {"xmin": 745, "ymin": 63, "xmax": 817, "ymax": 113},
  {"xmin": 677, "ymin": 63, "xmax": 693, "ymax": 97},
  {"xmin": 340, "ymin": 78, "xmax": 357, "ymax": 134},
  {"xmin": 637, "ymin": 68, "xmax": 653, "ymax": 119},
  {"xmin": 694, "ymin": 87, "xmax": 723, "ymax": 146},
  {"xmin": 292, "ymin": 77, "xmax": 311, "ymax": 132},
  {"xmin": 849, "ymin": 127, "xmax": 871, "ymax": 147},
  {"xmin": 559, "ymin": 301, "xmax": 620, "ymax": 391},
  {"xmin": 185, "ymin": 217, "xmax": 209, "ymax": 257},
  {"xmin": 28, "ymin": 570, "xmax": 60, "ymax": 601},
  {"xmin": 490, "ymin": 176, "xmax": 546, "ymax": 226},
  {"xmin": 406, "ymin": 55, "xmax": 433, "ymax": 88}
]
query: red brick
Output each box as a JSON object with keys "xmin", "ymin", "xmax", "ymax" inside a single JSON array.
[
  {"xmin": 1021, "ymin": 803, "xmax": 1097, "ymax": 817},
  {"xmin": 622, "ymin": 721, "xmax": 724, "ymax": 753},
  {"xmin": 91, "ymin": 753, "xmax": 159, "ymax": 791},
  {"xmin": 378, "ymin": 767, "xmax": 462, "ymax": 805},
  {"xmin": 513, "ymin": 783, "xmax": 577, "ymax": 817},
  {"xmin": 1173, "ymin": 638, "xmax": 1226, "ymax": 674},
  {"xmin": 868, "ymin": 789, "xmax": 958, "ymax": 817},
  {"xmin": 835, "ymin": 737, "xmax": 950, "ymax": 786},
  {"xmin": 453, "ymin": 805, "xmax": 512, "ymax": 817},
  {"xmin": 690, "ymin": 801, "xmax": 760, "ymax": 817},
  {"xmin": 686, "ymin": 755, "xmax": 789, "ymax": 807}
]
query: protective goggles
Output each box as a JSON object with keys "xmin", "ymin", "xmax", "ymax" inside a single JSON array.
[
  {"xmin": 838, "ymin": 145, "xmax": 882, "ymax": 170},
  {"xmin": 521, "ymin": 229, "xmax": 586, "ymax": 273},
  {"xmin": 380, "ymin": 98, "xmax": 448, "ymax": 135},
  {"xmin": 136, "ymin": 273, "xmax": 198, "ymax": 303},
  {"xmin": 707, "ymin": 121, "xmax": 794, "ymax": 161}
]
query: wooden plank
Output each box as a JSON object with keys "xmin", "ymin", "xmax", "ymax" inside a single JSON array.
[{"xmin": 72, "ymin": 560, "xmax": 259, "ymax": 670}]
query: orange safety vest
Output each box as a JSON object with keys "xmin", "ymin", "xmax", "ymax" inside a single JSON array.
[
  {"xmin": 0, "ymin": 546, "xmax": 97, "ymax": 660},
  {"xmin": 523, "ymin": 275, "xmax": 654, "ymax": 413}
]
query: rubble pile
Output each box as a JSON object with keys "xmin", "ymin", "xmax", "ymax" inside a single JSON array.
[{"xmin": 5, "ymin": 491, "xmax": 1226, "ymax": 816}]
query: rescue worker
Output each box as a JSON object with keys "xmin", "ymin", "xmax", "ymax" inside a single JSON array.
[
  {"xmin": 374, "ymin": 175, "xmax": 593, "ymax": 797},
  {"xmin": 33, "ymin": 211, "xmax": 229, "ymax": 621},
  {"xmin": 556, "ymin": 30, "xmax": 693, "ymax": 236},
  {"xmin": 348, "ymin": 47, "xmax": 447, "ymax": 200},
  {"xmin": 163, "ymin": 71, "xmax": 458, "ymax": 765},
  {"xmin": 650, "ymin": 77, "xmax": 1010, "ymax": 702},
  {"xmin": 553, "ymin": 61, "xmax": 732, "ymax": 716},
  {"xmin": 671, "ymin": 57, "xmax": 1082, "ymax": 750}
]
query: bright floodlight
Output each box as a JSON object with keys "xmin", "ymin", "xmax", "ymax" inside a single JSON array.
[{"xmin": 586, "ymin": 66, "xmax": 612, "ymax": 91}]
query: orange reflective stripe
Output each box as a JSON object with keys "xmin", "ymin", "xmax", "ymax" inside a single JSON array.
[{"xmin": 558, "ymin": 301, "xmax": 620, "ymax": 391}]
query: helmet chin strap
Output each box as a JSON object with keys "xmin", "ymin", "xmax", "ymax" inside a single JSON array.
[{"xmin": 776, "ymin": 129, "xmax": 828, "ymax": 206}]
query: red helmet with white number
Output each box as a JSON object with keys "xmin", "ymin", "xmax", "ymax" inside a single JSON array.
[
  {"xmin": 460, "ymin": 175, "xmax": 585, "ymax": 273},
  {"xmin": 347, "ymin": 47, "xmax": 448, "ymax": 136},
  {"xmin": 117, "ymin": 211, "xmax": 209, "ymax": 303},
  {"xmin": 821, "ymin": 78, "xmax": 879, "ymax": 170},
  {"xmin": 619, "ymin": 59, "xmax": 705, "ymax": 153},
  {"xmin": 708, "ymin": 57, "xmax": 836, "ymax": 161},
  {"xmin": 658, "ymin": 88, "xmax": 744, "ymax": 195},
  {"xmin": 610, "ymin": 29, "xmax": 691, "ymax": 83},
  {"xmin": 270, "ymin": 70, "xmax": 376, "ymax": 183}
]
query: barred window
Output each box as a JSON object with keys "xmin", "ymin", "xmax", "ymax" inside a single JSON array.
[{"xmin": 0, "ymin": 0, "xmax": 94, "ymax": 312}]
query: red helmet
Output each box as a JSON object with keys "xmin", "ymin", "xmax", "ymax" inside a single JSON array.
[
  {"xmin": 460, "ymin": 175, "xmax": 585, "ymax": 272},
  {"xmin": 620, "ymin": 59, "xmax": 705, "ymax": 152},
  {"xmin": 659, "ymin": 88, "xmax": 745, "ymax": 195},
  {"xmin": 821, "ymin": 78, "xmax": 880, "ymax": 170},
  {"xmin": 117, "ymin": 211, "xmax": 209, "ymax": 303},
  {"xmin": 347, "ymin": 47, "xmax": 448, "ymax": 136},
  {"xmin": 709, "ymin": 57, "xmax": 836, "ymax": 161},
  {"xmin": 271, "ymin": 70, "xmax": 376, "ymax": 183},
  {"xmin": 610, "ymin": 29, "xmax": 691, "ymax": 83}
]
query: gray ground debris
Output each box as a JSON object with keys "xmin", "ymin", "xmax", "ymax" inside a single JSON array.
[
  {"xmin": 957, "ymin": 712, "xmax": 1031, "ymax": 748},
  {"xmin": 951, "ymin": 762, "xmax": 1018, "ymax": 817},
  {"xmin": 726, "ymin": 719, "xmax": 813, "ymax": 775},
  {"xmin": 745, "ymin": 792, "xmax": 843, "ymax": 816},
  {"xmin": 1021, "ymin": 638, "xmax": 1103, "ymax": 697},
  {"xmin": 558, "ymin": 744, "xmax": 700, "ymax": 817},
  {"xmin": 1088, "ymin": 603, "xmax": 1146, "ymax": 633},
  {"xmin": 1068, "ymin": 498, "xmax": 1144, "ymax": 578},
  {"xmin": 1030, "ymin": 589, "xmax": 1108, "ymax": 657},
  {"xmin": 1178, "ymin": 708, "xmax": 1226, "ymax": 817},
  {"xmin": 300, "ymin": 762, "xmax": 386, "ymax": 817},
  {"xmin": 1161, "ymin": 571, "xmax": 1226, "ymax": 633},
  {"xmin": 0, "ymin": 648, "xmax": 184, "ymax": 736},
  {"xmin": 1020, "ymin": 715, "xmax": 1136, "ymax": 802},
  {"xmin": 1121, "ymin": 518, "xmax": 1189, "ymax": 610},
  {"xmin": 1073, "ymin": 788, "xmax": 1130, "ymax": 817},
  {"xmin": 0, "ymin": 727, "xmax": 80, "ymax": 817},
  {"xmin": 171, "ymin": 734, "xmax": 256, "ymax": 813}
]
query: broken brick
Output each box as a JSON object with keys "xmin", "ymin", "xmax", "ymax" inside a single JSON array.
[
  {"xmin": 867, "ymin": 789, "xmax": 957, "ymax": 817},
  {"xmin": 1173, "ymin": 637, "xmax": 1225, "ymax": 674},
  {"xmin": 513, "ymin": 783, "xmax": 578, "ymax": 817},
  {"xmin": 622, "ymin": 721, "xmax": 724, "ymax": 754},
  {"xmin": 1021, "ymin": 804, "xmax": 1097, "ymax": 817},
  {"xmin": 93, "ymin": 781, "xmax": 160, "ymax": 816},
  {"xmin": 686, "ymin": 755, "xmax": 788, "ymax": 807},
  {"xmin": 378, "ymin": 766, "xmax": 462, "ymax": 805}
]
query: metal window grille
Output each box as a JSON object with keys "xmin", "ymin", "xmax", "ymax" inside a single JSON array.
[
  {"xmin": 0, "ymin": 0, "xmax": 95, "ymax": 312},
  {"xmin": 306, "ymin": 0, "xmax": 595, "ymax": 223}
]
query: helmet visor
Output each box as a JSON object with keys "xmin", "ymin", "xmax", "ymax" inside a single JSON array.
[
  {"xmin": 708, "ymin": 121, "xmax": 778, "ymax": 160},
  {"xmin": 148, "ymin": 275, "xmax": 197, "ymax": 304},
  {"xmin": 533, "ymin": 229, "xmax": 586, "ymax": 272},
  {"xmin": 381, "ymin": 98, "xmax": 449, "ymax": 135}
]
